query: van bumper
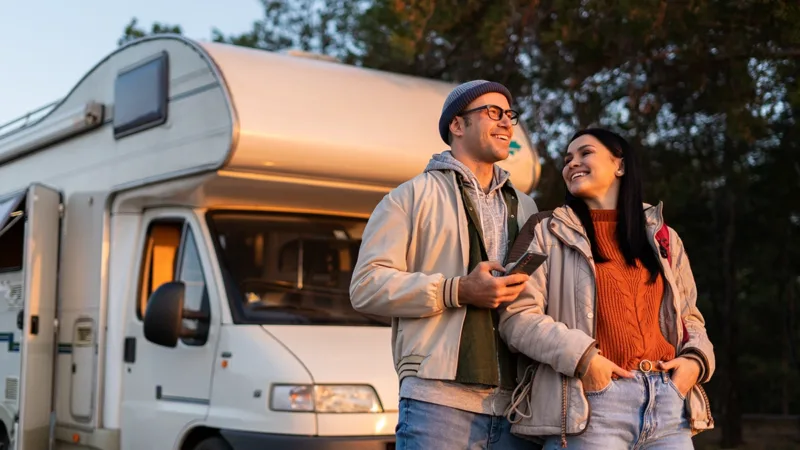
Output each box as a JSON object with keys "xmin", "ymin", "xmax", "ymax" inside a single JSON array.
[{"xmin": 219, "ymin": 430, "xmax": 395, "ymax": 449}]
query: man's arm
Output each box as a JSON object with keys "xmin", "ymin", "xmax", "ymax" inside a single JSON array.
[{"xmin": 349, "ymin": 190, "xmax": 460, "ymax": 318}]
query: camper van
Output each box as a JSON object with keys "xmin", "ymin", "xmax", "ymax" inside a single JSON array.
[{"xmin": 0, "ymin": 35, "xmax": 541, "ymax": 450}]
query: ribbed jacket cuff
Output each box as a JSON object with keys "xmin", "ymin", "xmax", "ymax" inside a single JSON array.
[
  {"xmin": 442, "ymin": 277, "xmax": 461, "ymax": 308},
  {"xmin": 679, "ymin": 349, "xmax": 707, "ymax": 383}
]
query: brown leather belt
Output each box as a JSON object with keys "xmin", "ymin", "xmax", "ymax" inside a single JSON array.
[{"xmin": 638, "ymin": 359, "xmax": 668, "ymax": 373}]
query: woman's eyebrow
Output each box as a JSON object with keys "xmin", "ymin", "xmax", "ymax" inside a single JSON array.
[{"xmin": 565, "ymin": 144, "xmax": 595, "ymax": 157}]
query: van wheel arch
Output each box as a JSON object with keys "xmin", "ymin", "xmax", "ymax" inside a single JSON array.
[{"xmin": 181, "ymin": 427, "xmax": 231, "ymax": 450}]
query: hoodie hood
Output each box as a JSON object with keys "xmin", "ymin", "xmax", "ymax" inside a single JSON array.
[{"xmin": 424, "ymin": 151, "xmax": 511, "ymax": 193}]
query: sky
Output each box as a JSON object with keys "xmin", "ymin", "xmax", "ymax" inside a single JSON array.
[{"xmin": 0, "ymin": 0, "xmax": 263, "ymax": 125}]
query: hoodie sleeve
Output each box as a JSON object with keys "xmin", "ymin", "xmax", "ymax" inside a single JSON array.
[{"xmin": 349, "ymin": 185, "xmax": 460, "ymax": 318}]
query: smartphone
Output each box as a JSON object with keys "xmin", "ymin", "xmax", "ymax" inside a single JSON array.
[{"xmin": 505, "ymin": 250, "xmax": 547, "ymax": 276}]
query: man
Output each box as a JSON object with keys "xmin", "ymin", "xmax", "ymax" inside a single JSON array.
[{"xmin": 350, "ymin": 80, "xmax": 539, "ymax": 449}]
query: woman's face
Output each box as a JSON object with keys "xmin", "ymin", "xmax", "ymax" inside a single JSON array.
[{"xmin": 562, "ymin": 134, "xmax": 625, "ymax": 209}]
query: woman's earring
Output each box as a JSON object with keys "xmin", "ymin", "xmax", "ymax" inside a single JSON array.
[{"xmin": 616, "ymin": 170, "xmax": 624, "ymax": 176}]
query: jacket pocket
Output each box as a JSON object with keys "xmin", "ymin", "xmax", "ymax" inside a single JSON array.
[
  {"xmin": 584, "ymin": 378, "xmax": 614, "ymax": 397},
  {"xmin": 686, "ymin": 384, "xmax": 714, "ymax": 435},
  {"xmin": 507, "ymin": 363, "xmax": 588, "ymax": 434}
]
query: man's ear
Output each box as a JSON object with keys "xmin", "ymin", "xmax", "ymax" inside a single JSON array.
[{"xmin": 449, "ymin": 117, "xmax": 465, "ymax": 140}]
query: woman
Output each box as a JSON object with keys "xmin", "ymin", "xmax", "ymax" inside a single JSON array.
[{"xmin": 498, "ymin": 128, "xmax": 715, "ymax": 449}]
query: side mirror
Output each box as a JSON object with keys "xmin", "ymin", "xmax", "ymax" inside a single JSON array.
[{"xmin": 143, "ymin": 282, "xmax": 186, "ymax": 347}]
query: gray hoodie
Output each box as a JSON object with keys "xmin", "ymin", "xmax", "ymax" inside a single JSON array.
[{"xmin": 424, "ymin": 151, "xmax": 511, "ymax": 266}]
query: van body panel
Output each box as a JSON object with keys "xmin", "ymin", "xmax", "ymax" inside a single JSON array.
[
  {"xmin": 202, "ymin": 41, "xmax": 539, "ymax": 194},
  {"xmin": 205, "ymin": 325, "xmax": 317, "ymax": 435},
  {"xmin": 262, "ymin": 325, "xmax": 397, "ymax": 411}
]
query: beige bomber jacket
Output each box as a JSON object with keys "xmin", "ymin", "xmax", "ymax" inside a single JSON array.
[
  {"xmin": 350, "ymin": 168, "xmax": 538, "ymax": 383},
  {"xmin": 498, "ymin": 203, "xmax": 715, "ymax": 443}
]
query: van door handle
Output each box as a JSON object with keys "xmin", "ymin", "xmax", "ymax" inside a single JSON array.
[{"xmin": 124, "ymin": 337, "xmax": 136, "ymax": 363}]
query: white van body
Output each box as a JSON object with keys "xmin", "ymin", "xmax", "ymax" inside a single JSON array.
[{"xmin": 0, "ymin": 35, "xmax": 540, "ymax": 450}]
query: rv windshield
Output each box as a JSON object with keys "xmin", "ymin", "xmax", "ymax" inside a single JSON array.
[{"xmin": 206, "ymin": 211, "xmax": 388, "ymax": 327}]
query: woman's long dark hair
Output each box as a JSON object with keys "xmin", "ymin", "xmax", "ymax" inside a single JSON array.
[{"xmin": 565, "ymin": 128, "xmax": 662, "ymax": 283}]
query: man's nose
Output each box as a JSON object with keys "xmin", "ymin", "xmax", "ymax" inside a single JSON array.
[{"xmin": 498, "ymin": 114, "xmax": 512, "ymax": 128}]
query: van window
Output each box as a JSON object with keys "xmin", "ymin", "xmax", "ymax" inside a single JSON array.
[
  {"xmin": 0, "ymin": 193, "xmax": 25, "ymax": 272},
  {"xmin": 206, "ymin": 212, "xmax": 388, "ymax": 327},
  {"xmin": 137, "ymin": 219, "xmax": 211, "ymax": 346},
  {"xmin": 113, "ymin": 52, "xmax": 169, "ymax": 139},
  {"xmin": 138, "ymin": 221, "xmax": 183, "ymax": 318},
  {"xmin": 175, "ymin": 229, "xmax": 210, "ymax": 346}
]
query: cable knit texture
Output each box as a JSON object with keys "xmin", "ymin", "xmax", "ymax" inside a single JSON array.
[{"xmin": 591, "ymin": 209, "xmax": 676, "ymax": 370}]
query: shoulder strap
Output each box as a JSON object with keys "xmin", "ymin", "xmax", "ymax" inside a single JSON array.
[
  {"xmin": 505, "ymin": 210, "xmax": 553, "ymax": 265},
  {"xmin": 655, "ymin": 223, "xmax": 671, "ymax": 266}
]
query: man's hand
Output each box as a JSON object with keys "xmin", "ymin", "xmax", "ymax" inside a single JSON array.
[
  {"xmin": 580, "ymin": 355, "xmax": 635, "ymax": 393},
  {"xmin": 457, "ymin": 261, "xmax": 529, "ymax": 309},
  {"xmin": 658, "ymin": 357, "xmax": 701, "ymax": 397}
]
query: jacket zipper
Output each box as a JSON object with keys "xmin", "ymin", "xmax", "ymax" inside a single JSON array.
[
  {"xmin": 696, "ymin": 384, "xmax": 714, "ymax": 427},
  {"xmin": 561, "ymin": 376, "xmax": 568, "ymax": 448},
  {"xmin": 550, "ymin": 219, "xmax": 597, "ymax": 446}
]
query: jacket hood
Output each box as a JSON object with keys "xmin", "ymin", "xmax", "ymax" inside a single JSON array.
[{"xmin": 424, "ymin": 151, "xmax": 511, "ymax": 192}]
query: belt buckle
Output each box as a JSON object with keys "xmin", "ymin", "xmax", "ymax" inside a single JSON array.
[{"xmin": 639, "ymin": 360, "xmax": 655, "ymax": 373}]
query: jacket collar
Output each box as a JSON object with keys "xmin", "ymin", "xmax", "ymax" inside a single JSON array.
[{"xmin": 548, "ymin": 202, "xmax": 666, "ymax": 260}]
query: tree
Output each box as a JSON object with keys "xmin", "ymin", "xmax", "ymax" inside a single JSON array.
[{"xmin": 118, "ymin": 17, "xmax": 183, "ymax": 47}]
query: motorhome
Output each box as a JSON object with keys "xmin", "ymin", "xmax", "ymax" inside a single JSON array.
[{"xmin": 0, "ymin": 35, "xmax": 541, "ymax": 450}]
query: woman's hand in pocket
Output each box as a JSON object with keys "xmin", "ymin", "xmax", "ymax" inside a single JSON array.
[
  {"xmin": 581, "ymin": 355, "xmax": 635, "ymax": 392},
  {"xmin": 658, "ymin": 357, "xmax": 701, "ymax": 396}
]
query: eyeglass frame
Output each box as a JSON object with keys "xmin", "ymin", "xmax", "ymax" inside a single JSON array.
[{"xmin": 456, "ymin": 104, "xmax": 520, "ymax": 125}]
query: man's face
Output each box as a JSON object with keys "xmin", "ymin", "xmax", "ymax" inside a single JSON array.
[{"xmin": 451, "ymin": 92, "xmax": 516, "ymax": 164}]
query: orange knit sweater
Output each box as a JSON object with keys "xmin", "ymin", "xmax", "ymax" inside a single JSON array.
[{"xmin": 591, "ymin": 210, "xmax": 675, "ymax": 371}]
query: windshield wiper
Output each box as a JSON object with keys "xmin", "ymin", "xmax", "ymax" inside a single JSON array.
[{"xmin": 247, "ymin": 303, "xmax": 332, "ymax": 316}]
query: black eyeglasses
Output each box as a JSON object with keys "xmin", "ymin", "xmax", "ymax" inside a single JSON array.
[{"xmin": 457, "ymin": 104, "xmax": 519, "ymax": 125}]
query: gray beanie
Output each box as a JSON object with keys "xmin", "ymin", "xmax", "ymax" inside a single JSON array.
[{"xmin": 438, "ymin": 80, "xmax": 513, "ymax": 144}]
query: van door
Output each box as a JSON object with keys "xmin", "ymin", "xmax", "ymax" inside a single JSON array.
[
  {"xmin": 16, "ymin": 184, "xmax": 62, "ymax": 450},
  {"xmin": 120, "ymin": 209, "xmax": 218, "ymax": 450}
]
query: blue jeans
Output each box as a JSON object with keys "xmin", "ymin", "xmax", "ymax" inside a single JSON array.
[
  {"xmin": 543, "ymin": 371, "xmax": 692, "ymax": 449},
  {"xmin": 397, "ymin": 398, "xmax": 540, "ymax": 450}
]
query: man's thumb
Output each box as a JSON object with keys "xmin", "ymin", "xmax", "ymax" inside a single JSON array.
[{"xmin": 480, "ymin": 260, "xmax": 505, "ymax": 273}]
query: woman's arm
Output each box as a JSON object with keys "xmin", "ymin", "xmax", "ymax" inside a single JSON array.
[{"xmin": 498, "ymin": 222, "xmax": 598, "ymax": 378}]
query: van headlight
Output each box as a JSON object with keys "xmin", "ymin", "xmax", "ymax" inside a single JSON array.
[{"xmin": 270, "ymin": 384, "xmax": 383, "ymax": 413}]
